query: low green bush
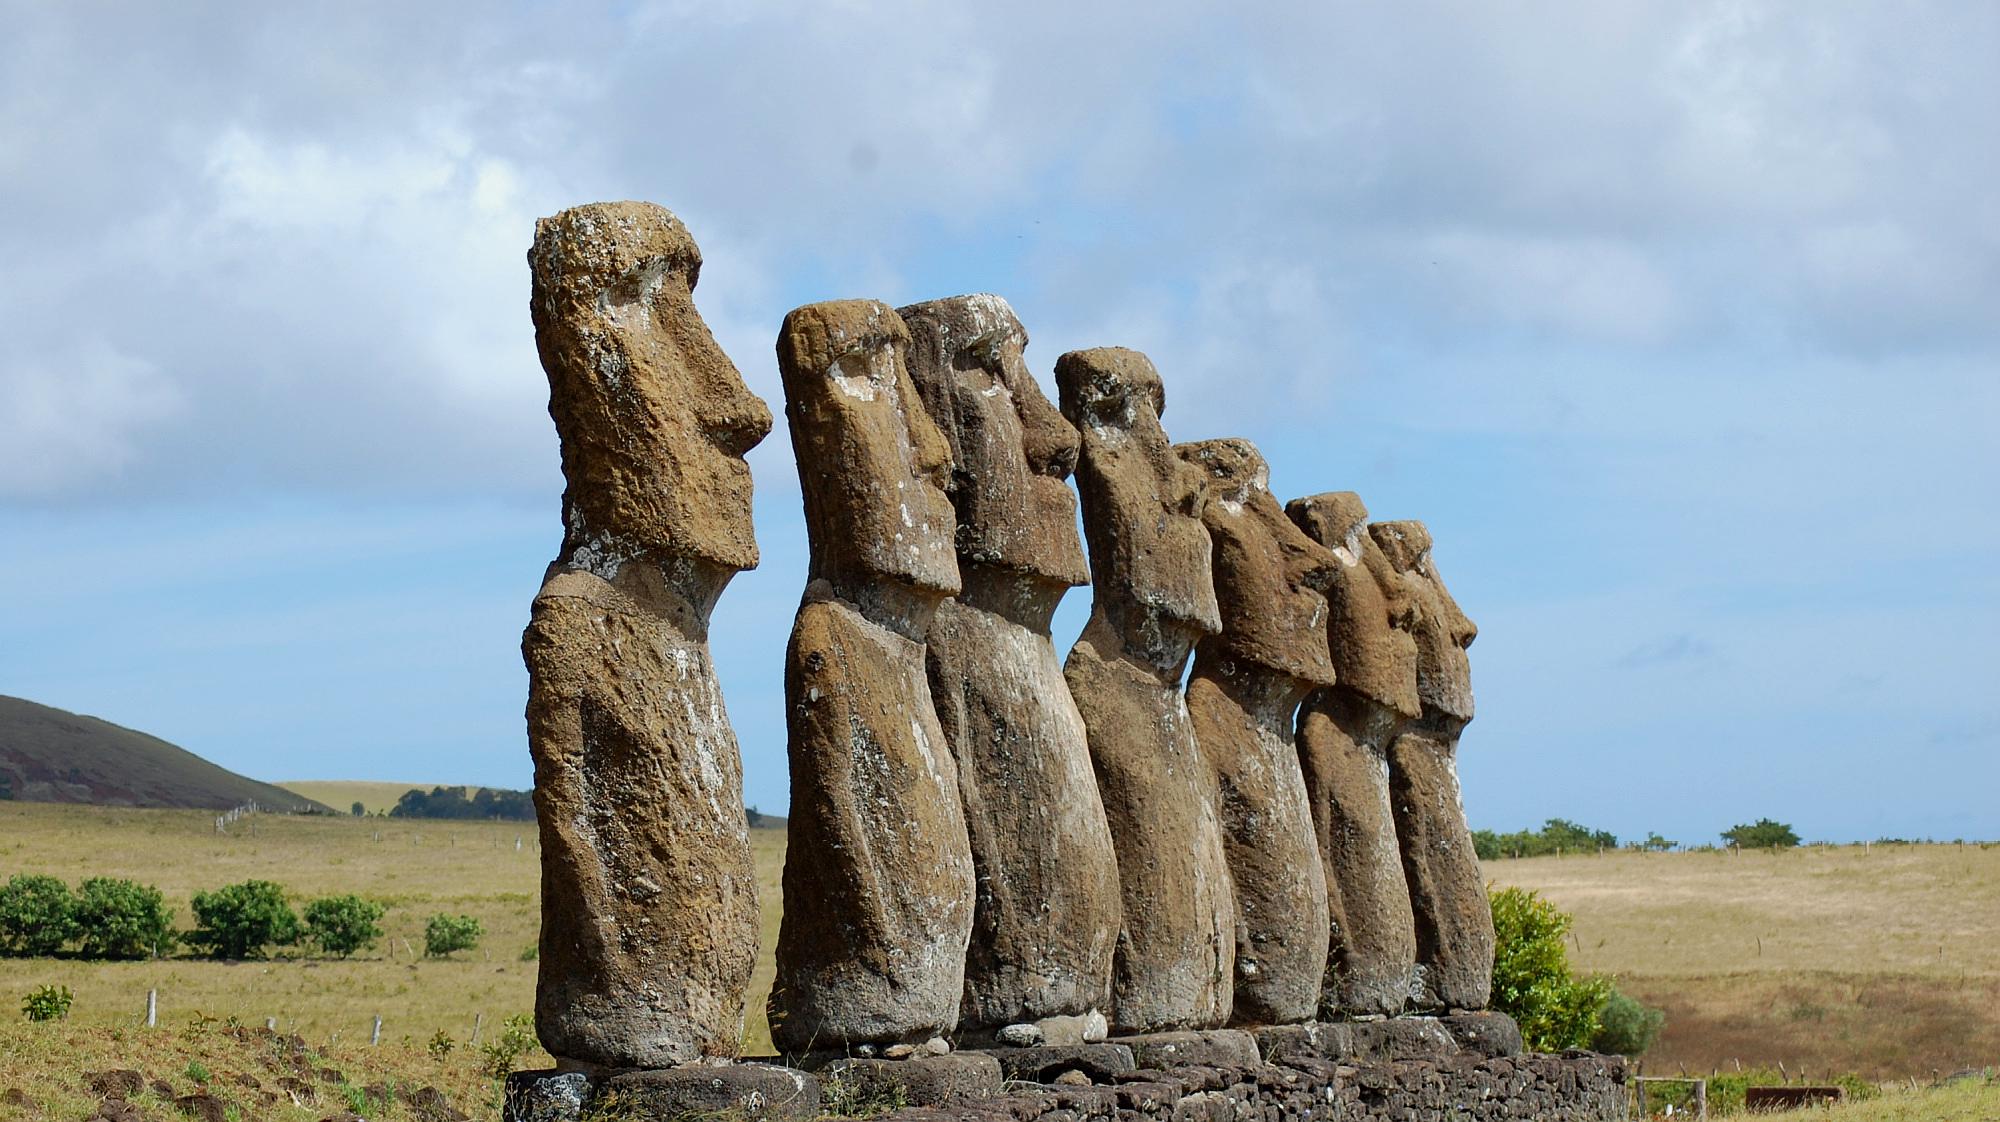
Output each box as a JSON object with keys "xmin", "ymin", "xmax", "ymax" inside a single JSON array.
[
  {"xmin": 423, "ymin": 913, "xmax": 482, "ymax": 958},
  {"xmin": 478, "ymin": 1014, "xmax": 535, "ymax": 1078},
  {"xmin": 1590, "ymin": 988, "xmax": 1665, "ymax": 1055},
  {"xmin": 0, "ymin": 874, "xmax": 78, "ymax": 957},
  {"xmin": 22, "ymin": 983, "xmax": 72, "ymax": 1022},
  {"xmin": 74, "ymin": 877, "xmax": 176, "ymax": 959},
  {"xmin": 303, "ymin": 894, "xmax": 388, "ymax": 958},
  {"xmin": 1488, "ymin": 885, "xmax": 1612, "ymax": 1051},
  {"xmin": 185, "ymin": 880, "xmax": 302, "ymax": 959}
]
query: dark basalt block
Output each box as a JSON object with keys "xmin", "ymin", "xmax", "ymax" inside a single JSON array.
[
  {"xmin": 599, "ymin": 1063, "xmax": 820, "ymax": 1122},
  {"xmin": 819, "ymin": 1053, "xmax": 1005, "ymax": 1109},
  {"xmin": 974, "ymin": 1043, "xmax": 1136, "ymax": 1084},
  {"xmin": 1106, "ymin": 1029, "xmax": 1260, "ymax": 1071}
]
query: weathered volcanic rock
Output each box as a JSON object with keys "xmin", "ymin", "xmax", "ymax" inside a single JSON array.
[
  {"xmin": 1372, "ymin": 519, "xmax": 1491, "ymax": 1011},
  {"xmin": 1055, "ymin": 347, "xmax": 1233, "ymax": 1033},
  {"xmin": 1371, "ymin": 521, "xmax": 1475, "ymax": 726},
  {"xmin": 1286, "ymin": 491, "xmax": 1420, "ymax": 1018},
  {"xmin": 900, "ymin": 295, "xmax": 1119, "ymax": 1039},
  {"xmin": 1177, "ymin": 438, "xmax": 1335, "ymax": 1027},
  {"xmin": 770, "ymin": 300, "xmax": 975, "ymax": 1053},
  {"xmin": 522, "ymin": 200, "xmax": 772, "ymax": 1068}
]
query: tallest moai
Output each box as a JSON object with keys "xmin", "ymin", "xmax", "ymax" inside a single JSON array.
[{"xmin": 522, "ymin": 202, "xmax": 773, "ymax": 1069}]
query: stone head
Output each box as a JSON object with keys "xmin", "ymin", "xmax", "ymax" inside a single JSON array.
[
  {"xmin": 1054, "ymin": 347, "xmax": 1221, "ymax": 638},
  {"xmin": 1176, "ymin": 439, "xmax": 1337, "ymax": 688},
  {"xmin": 1368, "ymin": 520, "xmax": 1476, "ymax": 721},
  {"xmin": 778, "ymin": 299, "xmax": 960, "ymax": 599},
  {"xmin": 529, "ymin": 201, "xmax": 773, "ymax": 584},
  {"xmin": 1286, "ymin": 492, "xmax": 1421, "ymax": 718},
  {"xmin": 898, "ymin": 294, "xmax": 1088, "ymax": 591}
]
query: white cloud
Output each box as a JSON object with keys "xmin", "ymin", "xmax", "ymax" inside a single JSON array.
[{"xmin": 0, "ymin": 341, "xmax": 184, "ymax": 496}]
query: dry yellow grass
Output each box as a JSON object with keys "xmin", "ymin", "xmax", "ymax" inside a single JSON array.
[
  {"xmin": 1814, "ymin": 1075, "xmax": 2000, "ymax": 1121},
  {"xmin": 0, "ymin": 1019, "xmax": 531, "ymax": 1122},
  {"xmin": 0, "ymin": 802, "xmax": 792, "ymax": 1059},
  {"xmin": 1487, "ymin": 843, "xmax": 2000, "ymax": 1079}
]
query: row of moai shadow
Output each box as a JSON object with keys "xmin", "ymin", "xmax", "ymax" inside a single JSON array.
[{"xmin": 521, "ymin": 202, "xmax": 1494, "ymax": 1074}]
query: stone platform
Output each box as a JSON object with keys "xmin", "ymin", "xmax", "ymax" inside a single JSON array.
[{"xmin": 507, "ymin": 1015, "xmax": 1626, "ymax": 1122}]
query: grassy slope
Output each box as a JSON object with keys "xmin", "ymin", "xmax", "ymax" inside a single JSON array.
[
  {"xmin": 1486, "ymin": 843, "xmax": 2000, "ymax": 1079},
  {"xmin": 0, "ymin": 696, "xmax": 326, "ymax": 813}
]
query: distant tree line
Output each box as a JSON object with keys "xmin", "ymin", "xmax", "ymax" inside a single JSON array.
[
  {"xmin": 386, "ymin": 785, "xmax": 536, "ymax": 821},
  {"xmin": 1473, "ymin": 819, "xmax": 1620, "ymax": 860},
  {"xmin": 1477, "ymin": 817, "xmax": 1812, "ymax": 859}
]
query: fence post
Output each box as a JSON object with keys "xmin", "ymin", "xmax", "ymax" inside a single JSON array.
[
  {"xmin": 372, "ymin": 1016, "xmax": 383, "ymax": 1046},
  {"xmin": 145, "ymin": 989, "xmax": 157, "ymax": 1028},
  {"xmin": 1696, "ymin": 1078, "xmax": 1708, "ymax": 1120},
  {"xmin": 471, "ymin": 1012, "xmax": 484, "ymax": 1046}
]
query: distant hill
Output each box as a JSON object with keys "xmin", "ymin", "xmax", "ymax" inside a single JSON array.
[{"xmin": 0, "ymin": 695, "xmax": 328, "ymax": 813}]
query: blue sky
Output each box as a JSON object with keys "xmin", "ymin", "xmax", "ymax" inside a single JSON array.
[{"xmin": 2, "ymin": 2, "xmax": 1995, "ymax": 844}]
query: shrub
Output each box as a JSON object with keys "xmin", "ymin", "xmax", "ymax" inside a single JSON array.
[
  {"xmin": 1488, "ymin": 886, "xmax": 1612, "ymax": 1051},
  {"xmin": 1723, "ymin": 818, "xmax": 1800, "ymax": 849},
  {"xmin": 1590, "ymin": 988, "xmax": 1665, "ymax": 1055},
  {"xmin": 185, "ymin": 880, "xmax": 301, "ymax": 959},
  {"xmin": 424, "ymin": 914, "xmax": 482, "ymax": 958},
  {"xmin": 22, "ymin": 983, "xmax": 72, "ymax": 1022},
  {"xmin": 0, "ymin": 874, "xmax": 79, "ymax": 957},
  {"xmin": 303, "ymin": 895, "xmax": 387, "ymax": 958},
  {"xmin": 73, "ymin": 877, "xmax": 175, "ymax": 960},
  {"xmin": 479, "ymin": 1014, "xmax": 535, "ymax": 1078}
]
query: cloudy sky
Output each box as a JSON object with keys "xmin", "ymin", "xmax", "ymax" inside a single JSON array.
[{"xmin": 3, "ymin": 2, "xmax": 1995, "ymax": 844}]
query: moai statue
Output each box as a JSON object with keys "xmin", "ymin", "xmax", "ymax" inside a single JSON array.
[
  {"xmin": 900, "ymin": 295, "xmax": 1120, "ymax": 1046},
  {"xmin": 769, "ymin": 300, "xmax": 977, "ymax": 1055},
  {"xmin": 522, "ymin": 201, "xmax": 772, "ymax": 1068},
  {"xmin": 1177, "ymin": 439, "xmax": 1336, "ymax": 1027},
  {"xmin": 1370, "ymin": 519, "xmax": 1493, "ymax": 1011},
  {"xmin": 1286, "ymin": 492, "xmax": 1420, "ymax": 1018},
  {"xmin": 1056, "ymin": 347, "xmax": 1235, "ymax": 1033}
]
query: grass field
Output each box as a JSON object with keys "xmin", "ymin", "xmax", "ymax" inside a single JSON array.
[
  {"xmin": 276, "ymin": 781, "xmax": 486, "ymax": 816},
  {"xmin": 1486, "ymin": 843, "xmax": 2000, "ymax": 1081},
  {"xmin": 3, "ymin": 801, "xmax": 1996, "ymax": 1119}
]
